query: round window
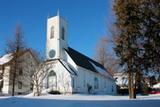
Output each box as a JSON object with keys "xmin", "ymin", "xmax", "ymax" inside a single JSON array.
[{"xmin": 49, "ymin": 49, "xmax": 55, "ymax": 58}]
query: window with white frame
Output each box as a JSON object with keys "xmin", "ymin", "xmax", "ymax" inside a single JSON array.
[{"xmin": 94, "ymin": 77, "xmax": 99, "ymax": 89}]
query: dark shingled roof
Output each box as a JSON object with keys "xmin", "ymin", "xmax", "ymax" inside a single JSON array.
[{"xmin": 65, "ymin": 47, "xmax": 107, "ymax": 73}]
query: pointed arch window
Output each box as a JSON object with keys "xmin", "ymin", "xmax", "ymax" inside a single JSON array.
[
  {"xmin": 47, "ymin": 70, "xmax": 57, "ymax": 89},
  {"xmin": 50, "ymin": 26, "xmax": 54, "ymax": 39},
  {"xmin": 61, "ymin": 27, "xmax": 65, "ymax": 40},
  {"xmin": 48, "ymin": 70, "xmax": 56, "ymax": 77}
]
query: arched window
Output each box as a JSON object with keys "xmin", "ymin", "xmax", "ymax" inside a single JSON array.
[
  {"xmin": 50, "ymin": 26, "xmax": 54, "ymax": 39},
  {"xmin": 94, "ymin": 77, "xmax": 99, "ymax": 89},
  {"xmin": 61, "ymin": 27, "xmax": 65, "ymax": 40},
  {"xmin": 47, "ymin": 70, "xmax": 57, "ymax": 89},
  {"xmin": 48, "ymin": 70, "xmax": 56, "ymax": 77}
]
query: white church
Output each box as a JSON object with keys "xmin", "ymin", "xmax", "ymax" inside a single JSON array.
[{"xmin": 41, "ymin": 12, "xmax": 117, "ymax": 94}]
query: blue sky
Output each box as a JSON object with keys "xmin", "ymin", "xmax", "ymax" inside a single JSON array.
[{"xmin": 0, "ymin": 0, "xmax": 114, "ymax": 58}]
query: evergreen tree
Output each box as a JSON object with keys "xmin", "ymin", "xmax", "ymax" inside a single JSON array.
[
  {"xmin": 114, "ymin": 0, "xmax": 160, "ymax": 98},
  {"xmin": 113, "ymin": 0, "xmax": 160, "ymax": 99},
  {"xmin": 113, "ymin": 0, "xmax": 141, "ymax": 99}
]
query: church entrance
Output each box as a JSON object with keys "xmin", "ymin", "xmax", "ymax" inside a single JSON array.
[{"xmin": 47, "ymin": 70, "xmax": 57, "ymax": 90}]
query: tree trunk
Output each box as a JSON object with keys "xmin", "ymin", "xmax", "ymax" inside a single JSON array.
[
  {"xmin": 128, "ymin": 70, "xmax": 132, "ymax": 99},
  {"xmin": 131, "ymin": 72, "xmax": 134, "ymax": 99},
  {"xmin": 12, "ymin": 52, "xmax": 18, "ymax": 96},
  {"xmin": 12, "ymin": 61, "xmax": 17, "ymax": 96},
  {"xmin": 131, "ymin": 72, "xmax": 137, "ymax": 99},
  {"xmin": 128, "ymin": 69, "xmax": 136, "ymax": 99}
]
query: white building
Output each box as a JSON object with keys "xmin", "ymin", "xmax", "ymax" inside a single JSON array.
[
  {"xmin": 113, "ymin": 72, "xmax": 128, "ymax": 89},
  {"xmin": 41, "ymin": 12, "xmax": 116, "ymax": 95},
  {"xmin": 0, "ymin": 50, "xmax": 38, "ymax": 95}
]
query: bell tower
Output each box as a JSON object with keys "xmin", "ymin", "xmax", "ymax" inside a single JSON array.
[{"xmin": 46, "ymin": 11, "xmax": 68, "ymax": 60}]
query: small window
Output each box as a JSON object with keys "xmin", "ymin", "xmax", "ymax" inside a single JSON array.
[
  {"xmin": 112, "ymin": 85, "xmax": 114, "ymax": 92},
  {"xmin": 61, "ymin": 27, "xmax": 65, "ymax": 40},
  {"xmin": 94, "ymin": 77, "xmax": 99, "ymax": 89},
  {"xmin": 72, "ymin": 78, "xmax": 75, "ymax": 88},
  {"xmin": 18, "ymin": 81, "xmax": 22, "ymax": 89},
  {"xmin": 104, "ymin": 80, "xmax": 106, "ymax": 88},
  {"xmin": 19, "ymin": 68, "xmax": 23, "ymax": 75},
  {"xmin": 50, "ymin": 26, "xmax": 54, "ymax": 39},
  {"xmin": 83, "ymin": 75, "xmax": 86, "ymax": 87}
]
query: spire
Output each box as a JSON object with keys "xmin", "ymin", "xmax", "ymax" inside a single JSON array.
[{"xmin": 57, "ymin": 9, "xmax": 60, "ymax": 16}]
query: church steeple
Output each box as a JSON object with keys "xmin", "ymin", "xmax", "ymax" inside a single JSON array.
[{"xmin": 46, "ymin": 11, "xmax": 68, "ymax": 60}]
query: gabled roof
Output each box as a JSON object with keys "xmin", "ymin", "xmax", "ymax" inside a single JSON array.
[
  {"xmin": 58, "ymin": 59, "xmax": 77, "ymax": 76},
  {"xmin": 0, "ymin": 49, "xmax": 38, "ymax": 66},
  {"xmin": 65, "ymin": 47, "xmax": 108, "ymax": 75},
  {"xmin": 44, "ymin": 59, "xmax": 77, "ymax": 76}
]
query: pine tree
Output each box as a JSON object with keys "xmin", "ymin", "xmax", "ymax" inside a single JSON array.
[
  {"xmin": 113, "ymin": 0, "xmax": 160, "ymax": 99},
  {"xmin": 113, "ymin": 0, "xmax": 144, "ymax": 99}
]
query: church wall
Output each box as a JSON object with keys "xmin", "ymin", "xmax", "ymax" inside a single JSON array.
[
  {"xmin": 56, "ymin": 62, "xmax": 72, "ymax": 94},
  {"xmin": 43, "ymin": 61, "xmax": 73, "ymax": 94},
  {"xmin": 74, "ymin": 66, "xmax": 117, "ymax": 94}
]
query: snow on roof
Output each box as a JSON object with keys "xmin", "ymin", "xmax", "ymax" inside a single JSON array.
[
  {"xmin": 65, "ymin": 47, "xmax": 105, "ymax": 74},
  {"xmin": 89, "ymin": 61, "xmax": 113, "ymax": 79},
  {"xmin": 0, "ymin": 53, "xmax": 13, "ymax": 65}
]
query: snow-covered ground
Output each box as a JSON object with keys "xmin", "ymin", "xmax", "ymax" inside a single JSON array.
[{"xmin": 0, "ymin": 94, "xmax": 160, "ymax": 107}]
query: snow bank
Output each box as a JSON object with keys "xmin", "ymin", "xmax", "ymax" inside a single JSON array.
[
  {"xmin": 0, "ymin": 94, "xmax": 160, "ymax": 107},
  {"xmin": 24, "ymin": 94, "xmax": 160, "ymax": 101}
]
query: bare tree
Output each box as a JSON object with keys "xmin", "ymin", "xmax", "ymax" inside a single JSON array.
[
  {"xmin": 94, "ymin": 37, "xmax": 120, "ymax": 75},
  {"xmin": 5, "ymin": 25, "xmax": 26, "ymax": 96},
  {"xmin": 32, "ymin": 61, "xmax": 53, "ymax": 96}
]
